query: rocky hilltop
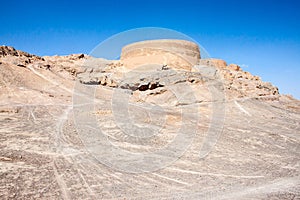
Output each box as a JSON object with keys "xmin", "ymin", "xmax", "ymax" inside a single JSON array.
[{"xmin": 0, "ymin": 43, "xmax": 299, "ymax": 199}]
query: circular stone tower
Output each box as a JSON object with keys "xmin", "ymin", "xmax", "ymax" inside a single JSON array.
[{"xmin": 120, "ymin": 39, "xmax": 200, "ymax": 71}]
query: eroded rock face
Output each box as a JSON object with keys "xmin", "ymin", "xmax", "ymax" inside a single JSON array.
[
  {"xmin": 0, "ymin": 44, "xmax": 280, "ymax": 102},
  {"xmin": 0, "ymin": 46, "xmax": 41, "ymax": 58},
  {"xmin": 198, "ymin": 58, "xmax": 279, "ymax": 99},
  {"xmin": 76, "ymin": 58, "xmax": 279, "ymax": 101},
  {"xmin": 72, "ymin": 40, "xmax": 279, "ymax": 101},
  {"xmin": 0, "ymin": 46, "xmax": 44, "ymax": 68}
]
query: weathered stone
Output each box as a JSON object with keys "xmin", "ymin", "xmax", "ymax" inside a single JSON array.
[
  {"xmin": 1, "ymin": 45, "xmax": 299, "ymax": 199},
  {"xmin": 199, "ymin": 58, "xmax": 227, "ymax": 68}
]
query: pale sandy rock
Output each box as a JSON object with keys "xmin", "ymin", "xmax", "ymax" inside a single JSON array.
[
  {"xmin": 199, "ymin": 58, "xmax": 227, "ymax": 68},
  {"xmin": 0, "ymin": 45, "xmax": 299, "ymax": 199},
  {"xmin": 121, "ymin": 39, "xmax": 200, "ymax": 71}
]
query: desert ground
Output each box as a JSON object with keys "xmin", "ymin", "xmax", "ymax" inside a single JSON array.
[{"xmin": 0, "ymin": 45, "xmax": 299, "ymax": 199}]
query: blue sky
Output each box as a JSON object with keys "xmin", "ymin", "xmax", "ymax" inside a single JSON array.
[{"xmin": 1, "ymin": 0, "xmax": 300, "ymax": 98}]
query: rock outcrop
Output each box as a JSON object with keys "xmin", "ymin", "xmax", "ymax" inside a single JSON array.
[
  {"xmin": 0, "ymin": 43, "xmax": 281, "ymax": 102},
  {"xmin": 199, "ymin": 58, "xmax": 279, "ymax": 99},
  {"xmin": 66, "ymin": 40, "xmax": 279, "ymax": 102},
  {"xmin": 0, "ymin": 46, "xmax": 42, "ymax": 59}
]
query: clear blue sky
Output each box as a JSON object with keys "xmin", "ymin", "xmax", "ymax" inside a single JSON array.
[{"xmin": 1, "ymin": 0, "xmax": 300, "ymax": 99}]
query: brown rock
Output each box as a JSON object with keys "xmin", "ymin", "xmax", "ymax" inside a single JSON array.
[
  {"xmin": 227, "ymin": 63, "xmax": 241, "ymax": 71},
  {"xmin": 199, "ymin": 58, "xmax": 227, "ymax": 68}
]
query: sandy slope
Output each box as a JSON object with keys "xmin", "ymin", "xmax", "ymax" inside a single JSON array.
[{"xmin": 0, "ymin": 46, "xmax": 299, "ymax": 199}]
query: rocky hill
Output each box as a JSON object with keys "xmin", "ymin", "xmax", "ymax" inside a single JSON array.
[{"xmin": 0, "ymin": 44, "xmax": 299, "ymax": 199}]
